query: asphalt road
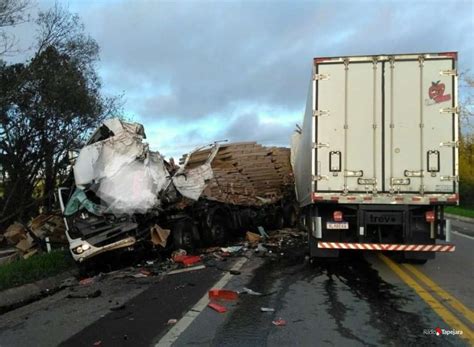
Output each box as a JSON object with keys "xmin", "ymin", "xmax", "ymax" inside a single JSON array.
[{"xmin": 0, "ymin": 219, "xmax": 472, "ymax": 347}]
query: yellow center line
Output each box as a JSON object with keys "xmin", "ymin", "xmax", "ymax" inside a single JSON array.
[
  {"xmin": 378, "ymin": 254, "xmax": 473, "ymax": 343},
  {"xmin": 402, "ymin": 263, "xmax": 474, "ymax": 325}
]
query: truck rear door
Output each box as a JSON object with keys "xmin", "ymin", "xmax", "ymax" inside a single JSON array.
[
  {"xmin": 314, "ymin": 53, "xmax": 457, "ymax": 195},
  {"xmin": 384, "ymin": 56, "xmax": 457, "ymax": 194}
]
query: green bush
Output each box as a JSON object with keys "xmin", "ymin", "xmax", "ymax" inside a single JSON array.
[{"xmin": 0, "ymin": 250, "xmax": 74, "ymax": 291}]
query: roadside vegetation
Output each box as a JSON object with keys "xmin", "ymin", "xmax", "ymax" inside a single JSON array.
[
  {"xmin": 445, "ymin": 205, "xmax": 474, "ymax": 219},
  {"xmin": 0, "ymin": 250, "xmax": 74, "ymax": 291}
]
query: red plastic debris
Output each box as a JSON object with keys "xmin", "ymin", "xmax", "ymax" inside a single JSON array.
[
  {"xmin": 79, "ymin": 278, "xmax": 94, "ymax": 286},
  {"xmin": 208, "ymin": 302, "xmax": 227, "ymax": 313},
  {"xmin": 173, "ymin": 255, "xmax": 202, "ymax": 266},
  {"xmin": 208, "ymin": 289, "xmax": 238, "ymax": 301},
  {"xmin": 272, "ymin": 318, "xmax": 287, "ymax": 326},
  {"xmin": 140, "ymin": 269, "xmax": 152, "ymax": 276}
]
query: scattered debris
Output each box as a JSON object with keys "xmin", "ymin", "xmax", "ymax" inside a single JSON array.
[
  {"xmin": 167, "ymin": 265, "xmax": 206, "ymax": 275},
  {"xmin": 110, "ymin": 304, "xmax": 126, "ymax": 311},
  {"xmin": 0, "ymin": 248, "xmax": 20, "ymax": 265},
  {"xmin": 257, "ymin": 226, "xmax": 269, "ymax": 239},
  {"xmin": 220, "ymin": 246, "xmax": 243, "ymax": 253},
  {"xmin": 4, "ymin": 223, "xmax": 27, "ymax": 245},
  {"xmin": 246, "ymin": 232, "xmax": 262, "ymax": 246},
  {"xmin": 167, "ymin": 319, "xmax": 178, "ymax": 325},
  {"xmin": 173, "ymin": 255, "xmax": 202, "ymax": 266},
  {"xmin": 208, "ymin": 289, "xmax": 238, "ymax": 301},
  {"xmin": 79, "ymin": 277, "xmax": 95, "ymax": 286},
  {"xmin": 272, "ymin": 318, "xmax": 287, "ymax": 326},
  {"xmin": 260, "ymin": 307, "xmax": 275, "ymax": 312},
  {"xmin": 239, "ymin": 287, "xmax": 263, "ymax": 296},
  {"xmin": 150, "ymin": 224, "xmax": 170, "ymax": 247},
  {"xmin": 208, "ymin": 302, "xmax": 227, "ymax": 313}
]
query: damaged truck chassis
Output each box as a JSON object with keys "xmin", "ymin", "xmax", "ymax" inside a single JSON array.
[{"xmin": 58, "ymin": 118, "xmax": 296, "ymax": 264}]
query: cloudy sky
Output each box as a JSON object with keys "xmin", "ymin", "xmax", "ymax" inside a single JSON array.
[{"xmin": 7, "ymin": 0, "xmax": 474, "ymax": 159}]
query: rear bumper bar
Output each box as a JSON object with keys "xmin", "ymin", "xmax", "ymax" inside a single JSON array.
[{"xmin": 317, "ymin": 242, "xmax": 455, "ymax": 252}]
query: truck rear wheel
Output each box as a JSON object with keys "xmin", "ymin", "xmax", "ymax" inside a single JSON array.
[
  {"xmin": 204, "ymin": 214, "xmax": 228, "ymax": 245},
  {"xmin": 283, "ymin": 204, "xmax": 297, "ymax": 227},
  {"xmin": 172, "ymin": 220, "xmax": 198, "ymax": 251}
]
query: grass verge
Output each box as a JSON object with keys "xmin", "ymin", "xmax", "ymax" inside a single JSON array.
[
  {"xmin": 445, "ymin": 205, "xmax": 474, "ymax": 219},
  {"xmin": 0, "ymin": 250, "xmax": 74, "ymax": 291}
]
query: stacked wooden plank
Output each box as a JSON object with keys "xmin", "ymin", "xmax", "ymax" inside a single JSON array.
[{"xmin": 180, "ymin": 142, "xmax": 294, "ymax": 206}]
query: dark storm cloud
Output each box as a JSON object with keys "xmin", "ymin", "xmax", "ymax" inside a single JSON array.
[{"xmin": 75, "ymin": 0, "xmax": 472, "ymax": 125}]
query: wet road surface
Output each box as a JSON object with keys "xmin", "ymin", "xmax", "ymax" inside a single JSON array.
[{"xmin": 0, "ymin": 219, "xmax": 472, "ymax": 346}]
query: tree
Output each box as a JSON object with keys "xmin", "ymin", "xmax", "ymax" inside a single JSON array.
[
  {"xmin": 0, "ymin": 4, "xmax": 122, "ymax": 224},
  {"xmin": 0, "ymin": 0, "xmax": 30, "ymax": 56}
]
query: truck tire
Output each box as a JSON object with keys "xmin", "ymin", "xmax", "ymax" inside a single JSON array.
[
  {"xmin": 283, "ymin": 204, "xmax": 297, "ymax": 227},
  {"xmin": 172, "ymin": 219, "xmax": 198, "ymax": 251},
  {"xmin": 273, "ymin": 207, "xmax": 285, "ymax": 229},
  {"xmin": 204, "ymin": 213, "xmax": 228, "ymax": 245}
]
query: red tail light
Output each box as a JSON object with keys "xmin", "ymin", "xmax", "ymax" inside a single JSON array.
[
  {"xmin": 425, "ymin": 211, "xmax": 435, "ymax": 223},
  {"xmin": 333, "ymin": 211, "xmax": 343, "ymax": 222}
]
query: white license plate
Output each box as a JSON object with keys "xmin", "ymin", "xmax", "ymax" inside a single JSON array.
[{"xmin": 327, "ymin": 222, "xmax": 349, "ymax": 230}]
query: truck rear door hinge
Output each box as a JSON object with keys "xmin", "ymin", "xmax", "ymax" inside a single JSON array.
[
  {"xmin": 440, "ymin": 141, "xmax": 459, "ymax": 148},
  {"xmin": 440, "ymin": 107, "xmax": 459, "ymax": 114},
  {"xmin": 313, "ymin": 110, "xmax": 330, "ymax": 117},
  {"xmin": 344, "ymin": 170, "xmax": 363, "ymax": 177},
  {"xmin": 312, "ymin": 175, "xmax": 329, "ymax": 181},
  {"xmin": 313, "ymin": 73, "xmax": 330, "ymax": 81},
  {"xmin": 440, "ymin": 175, "xmax": 459, "ymax": 182},
  {"xmin": 440, "ymin": 69, "xmax": 457, "ymax": 76},
  {"xmin": 391, "ymin": 178, "xmax": 410, "ymax": 185},
  {"xmin": 313, "ymin": 142, "xmax": 329, "ymax": 149},
  {"xmin": 404, "ymin": 170, "xmax": 424, "ymax": 177}
]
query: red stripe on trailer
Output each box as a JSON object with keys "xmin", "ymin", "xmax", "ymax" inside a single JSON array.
[{"xmin": 317, "ymin": 242, "xmax": 455, "ymax": 252}]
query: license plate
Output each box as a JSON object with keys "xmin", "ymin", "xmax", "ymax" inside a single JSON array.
[{"xmin": 326, "ymin": 222, "xmax": 349, "ymax": 230}]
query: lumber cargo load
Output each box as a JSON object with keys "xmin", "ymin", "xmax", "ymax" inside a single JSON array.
[{"xmin": 179, "ymin": 142, "xmax": 294, "ymax": 206}]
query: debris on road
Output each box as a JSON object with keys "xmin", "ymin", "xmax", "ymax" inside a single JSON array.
[
  {"xmin": 167, "ymin": 265, "xmax": 206, "ymax": 275},
  {"xmin": 272, "ymin": 318, "xmax": 287, "ymax": 326},
  {"xmin": 239, "ymin": 287, "xmax": 263, "ymax": 296},
  {"xmin": 172, "ymin": 255, "xmax": 202, "ymax": 266},
  {"xmin": 208, "ymin": 302, "xmax": 228, "ymax": 313},
  {"xmin": 246, "ymin": 232, "xmax": 262, "ymax": 246},
  {"xmin": 167, "ymin": 319, "xmax": 178, "ymax": 325},
  {"xmin": 150, "ymin": 224, "xmax": 171, "ymax": 247},
  {"xmin": 208, "ymin": 289, "xmax": 238, "ymax": 301},
  {"xmin": 260, "ymin": 307, "xmax": 275, "ymax": 312}
]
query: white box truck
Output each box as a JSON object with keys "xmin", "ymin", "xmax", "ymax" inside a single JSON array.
[{"xmin": 293, "ymin": 52, "xmax": 458, "ymax": 263}]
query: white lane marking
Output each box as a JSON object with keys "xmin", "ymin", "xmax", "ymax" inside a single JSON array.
[
  {"xmin": 452, "ymin": 230, "xmax": 474, "ymax": 240},
  {"xmin": 156, "ymin": 257, "xmax": 248, "ymax": 347}
]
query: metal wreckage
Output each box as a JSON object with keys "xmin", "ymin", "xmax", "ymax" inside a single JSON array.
[{"xmin": 58, "ymin": 118, "xmax": 297, "ymax": 264}]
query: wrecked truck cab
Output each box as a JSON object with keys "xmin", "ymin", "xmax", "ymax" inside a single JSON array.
[
  {"xmin": 59, "ymin": 118, "xmax": 171, "ymax": 263},
  {"xmin": 58, "ymin": 187, "xmax": 139, "ymax": 263}
]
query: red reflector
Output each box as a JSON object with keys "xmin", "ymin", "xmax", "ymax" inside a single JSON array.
[
  {"xmin": 439, "ymin": 52, "xmax": 457, "ymax": 60},
  {"xmin": 331, "ymin": 196, "xmax": 339, "ymax": 201},
  {"xmin": 447, "ymin": 194, "xmax": 459, "ymax": 202},
  {"xmin": 429, "ymin": 197, "xmax": 438, "ymax": 203},
  {"xmin": 314, "ymin": 57, "xmax": 329, "ymax": 63},
  {"xmin": 412, "ymin": 197, "xmax": 422, "ymax": 202},
  {"xmin": 347, "ymin": 196, "xmax": 356, "ymax": 201},
  {"xmin": 333, "ymin": 211, "xmax": 343, "ymax": 222},
  {"xmin": 313, "ymin": 194, "xmax": 324, "ymax": 201},
  {"xmin": 425, "ymin": 211, "xmax": 435, "ymax": 223},
  {"xmin": 395, "ymin": 197, "xmax": 404, "ymax": 201},
  {"xmin": 364, "ymin": 196, "xmax": 372, "ymax": 201}
]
